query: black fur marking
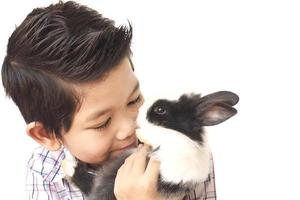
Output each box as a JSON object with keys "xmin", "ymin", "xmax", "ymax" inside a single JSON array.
[
  {"xmin": 72, "ymin": 161, "xmax": 96, "ymax": 195},
  {"xmin": 157, "ymin": 174, "xmax": 194, "ymax": 197},
  {"xmin": 147, "ymin": 94, "xmax": 205, "ymax": 142},
  {"xmin": 152, "ymin": 145, "xmax": 161, "ymax": 152}
]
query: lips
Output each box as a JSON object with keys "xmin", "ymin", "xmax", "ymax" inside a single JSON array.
[{"xmin": 118, "ymin": 139, "xmax": 137, "ymax": 151}]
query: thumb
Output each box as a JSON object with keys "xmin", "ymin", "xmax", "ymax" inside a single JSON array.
[{"xmin": 144, "ymin": 157, "xmax": 160, "ymax": 185}]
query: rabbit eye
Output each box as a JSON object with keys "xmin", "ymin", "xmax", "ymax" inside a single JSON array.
[{"xmin": 154, "ymin": 106, "xmax": 166, "ymax": 115}]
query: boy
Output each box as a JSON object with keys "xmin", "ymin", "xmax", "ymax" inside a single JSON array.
[{"xmin": 1, "ymin": 1, "xmax": 216, "ymax": 199}]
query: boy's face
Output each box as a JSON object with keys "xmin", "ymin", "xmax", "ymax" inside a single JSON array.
[{"xmin": 61, "ymin": 57, "xmax": 143, "ymax": 165}]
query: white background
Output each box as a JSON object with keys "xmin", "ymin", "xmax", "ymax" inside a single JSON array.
[{"xmin": 0, "ymin": 0, "xmax": 300, "ymax": 199}]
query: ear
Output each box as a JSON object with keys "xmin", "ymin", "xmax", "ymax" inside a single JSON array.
[
  {"xmin": 26, "ymin": 122, "xmax": 62, "ymax": 151},
  {"xmin": 200, "ymin": 91, "xmax": 239, "ymax": 107},
  {"xmin": 198, "ymin": 103, "xmax": 237, "ymax": 126}
]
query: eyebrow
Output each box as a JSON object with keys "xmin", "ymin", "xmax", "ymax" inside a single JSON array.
[{"xmin": 85, "ymin": 81, "xmax": 140, "ymax": 122}]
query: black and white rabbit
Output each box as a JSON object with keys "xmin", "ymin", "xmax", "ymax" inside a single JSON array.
[{"xmin": 68, "ymin": 91, "xmax": 239, "ymax": 200}]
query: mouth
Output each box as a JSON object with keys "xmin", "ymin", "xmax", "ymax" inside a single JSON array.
[
  {"xmin": 118, "ymin": 139, "xmax": 138, "ymax": 151},
  {"xmin": 107, "ymin": 139, "xmax": 137, "ymax": 162}
]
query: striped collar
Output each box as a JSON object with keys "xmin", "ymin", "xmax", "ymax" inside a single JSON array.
[{"xmin": 27, "ymin": 146, "xmax": 67, "ymax": 183}]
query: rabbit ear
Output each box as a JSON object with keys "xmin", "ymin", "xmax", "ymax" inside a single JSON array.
[
  {"xmin": 199, "ymin": 91, "xmax": 239, "ymax": 107},
  {"xmin": 197, "ymin": 103, "xmax": 237, "ymax": 126}
]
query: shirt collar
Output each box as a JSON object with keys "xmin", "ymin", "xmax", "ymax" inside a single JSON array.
[{"xmin": 29, "ymin": 146, "xmax": 67, "ymax": 182}]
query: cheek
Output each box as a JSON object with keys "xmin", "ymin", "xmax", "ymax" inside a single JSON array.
[
  {"xmin": 62, "ymin": 133, "xmax": 113, "ymax": 164},
  {"xmin": 76, "ymin": 143, "xmax": 110, "ymax": 164}
]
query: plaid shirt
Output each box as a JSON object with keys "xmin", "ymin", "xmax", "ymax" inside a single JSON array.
[{"xmin": 26, "ymin": 146, "xmax": 216, "ymax": 200}]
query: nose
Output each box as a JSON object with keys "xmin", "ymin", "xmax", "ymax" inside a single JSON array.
[{"xmin": 115, "ymin": 117, "xmax": 137, "ymax": 141}]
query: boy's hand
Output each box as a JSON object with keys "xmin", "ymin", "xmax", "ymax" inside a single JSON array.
[{"xmin": 114, "ymin": 144, "xmax": 179, "ymax": 200}]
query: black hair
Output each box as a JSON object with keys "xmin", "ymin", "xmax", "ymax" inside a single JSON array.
[{"xmin": 1, "ymin": 1, "xmax": 133, "ymax": 137}]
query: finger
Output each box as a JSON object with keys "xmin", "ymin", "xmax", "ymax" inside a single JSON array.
[
  {"xmin": 115, "ymin": 163, "xmax": 125, "ymax": 184},
  {"xmin": 120, "ymin": 153, "xmax": 136, "ymax": 173},
  {"xmin": 131, "ymin": 144, "xmax": 151, "ymax": 174},
  {"xmin": 144, "ymin": 156, "xmax": 160, "ymax": 185},
  {"xmin": 137, "ymin": 143, "xmax": 143, "ymax": 150},
  {"xmin": 114, "ymin": 163, "xmax": 130, "ymax": 197},
  {"xmin": 115, "ymin": 153, "xmax": 137, "ymax": 184}
]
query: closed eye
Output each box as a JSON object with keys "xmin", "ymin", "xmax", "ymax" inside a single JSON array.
[
  {"xmin": 94, "ymin": 117, "xmax": 111, "ymax": 131},
  {"xmin": 127, "ymin": 95, "xmax": 142, "ymax": 106}
]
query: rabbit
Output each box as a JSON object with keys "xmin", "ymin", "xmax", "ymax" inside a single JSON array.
[{"xmin": 69, "ymin": 91, "xmax": 239, "ymax": 200}]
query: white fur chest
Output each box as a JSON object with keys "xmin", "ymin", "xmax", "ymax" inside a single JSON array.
[{"xmin": 136, "ymin": 124, "xmax": 211, "ymax": 184}]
